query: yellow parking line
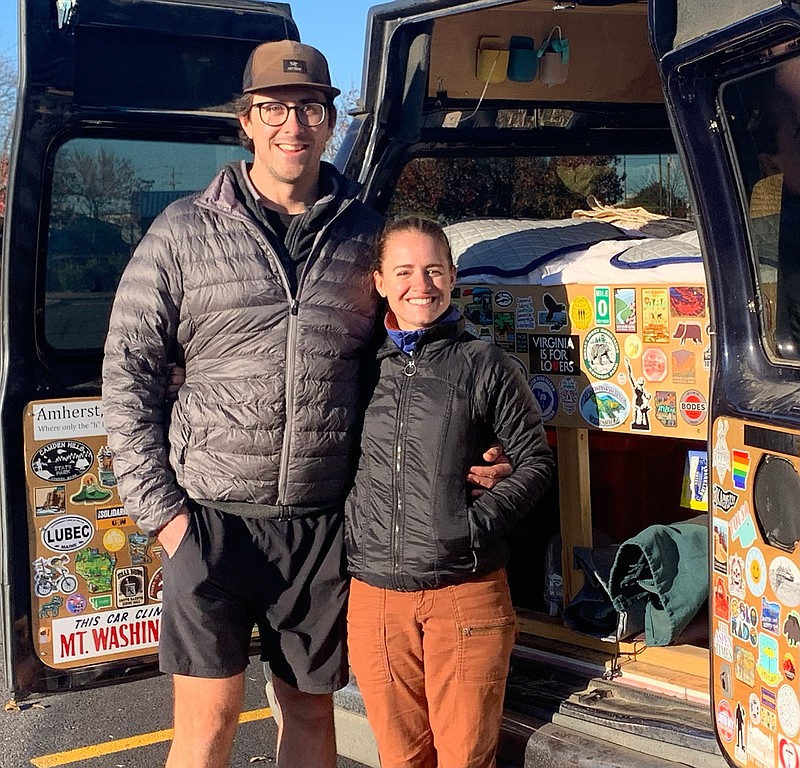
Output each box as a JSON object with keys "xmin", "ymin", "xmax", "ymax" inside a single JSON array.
[{"xmin": 30, "ymin": 707, "xmax": 272, "ymax": 767}]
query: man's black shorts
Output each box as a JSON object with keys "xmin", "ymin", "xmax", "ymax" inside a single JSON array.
[{"xmin": 159, "ymin": 504, "xmax": 348, "ymax": 693}]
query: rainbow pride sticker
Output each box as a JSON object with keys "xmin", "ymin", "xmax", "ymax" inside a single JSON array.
[{"xmin": 732, "ymin": 450, "xmax": 750, "ymax": 490}]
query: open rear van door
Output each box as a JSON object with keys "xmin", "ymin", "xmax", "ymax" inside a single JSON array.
[
  {"xmin": 650, "ymin": 1, "xmax": 800, "ymax": 764},
  {"xmin": 1, "ymin": 0, "xmax": 298, "ymax": 696}
]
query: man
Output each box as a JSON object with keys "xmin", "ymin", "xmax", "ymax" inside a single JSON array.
[{"xmin": 103, "ymin": 40, "xmax": 508, "ymax": 768}]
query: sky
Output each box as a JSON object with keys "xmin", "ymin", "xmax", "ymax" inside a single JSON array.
[{"xmin": 0, "ymin": 0, "xmax": 378, "ymax": 91}]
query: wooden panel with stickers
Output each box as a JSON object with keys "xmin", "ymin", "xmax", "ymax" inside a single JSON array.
[
  {"xmin": 24, "ymin": 398, "xmax": 161, "ymax": 669},
  {"xmin": 450, "ymin": 282, "xmax": 710, "ymax": 439},
  {"xmin": 711, "ymin": 416, "xmax": 800, "ymax": 768}
]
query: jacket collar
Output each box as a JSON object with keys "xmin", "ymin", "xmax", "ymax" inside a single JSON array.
[
  {"xmin": 195, "ymin": 161, "xmax": 363, "ymax": 219},
  {"xmin": 377, "ymin": 310, "xmax": 466, "ymax": 359}
]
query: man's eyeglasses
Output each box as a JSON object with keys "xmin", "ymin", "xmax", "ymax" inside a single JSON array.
[{"xmin": 252, "ymin": 101, "xmax": 328, "ymax": 127}]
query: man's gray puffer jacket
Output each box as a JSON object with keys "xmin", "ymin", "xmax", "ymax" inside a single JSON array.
[{"xmin": 102, "ymin": 163, "xmax": 383, "ymax": 535}]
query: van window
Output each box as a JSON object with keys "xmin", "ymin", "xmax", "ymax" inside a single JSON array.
[
  {"xmin": 722, "ymin": 56, "xmax": 800, "ymax": 361},
  {"xmin": 45, "ymin": 137, "xmax": 249, "ymax": 351},
  {"xmin": 387, "ymin": 153, "xmax": 689, "ymax": 222}
]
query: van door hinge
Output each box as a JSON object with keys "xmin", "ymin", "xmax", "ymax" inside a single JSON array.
[{"xmin": 56, "ymin": 0, "xmax": 77, "ymax": 29}]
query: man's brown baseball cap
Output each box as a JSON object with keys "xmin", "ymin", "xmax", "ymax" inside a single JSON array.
[{"xmin": 242, "ymin": 40, "xmax": 341, "ymax": 99}]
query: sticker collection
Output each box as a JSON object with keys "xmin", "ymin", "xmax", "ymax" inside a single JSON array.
[
  {"xmin": 451, "ymin": 283, "xmax": 709, "ymax": 439},
  {"xmin": 712, "ymin": 417, "xmax": 800, "ymax": 768},
  {"xmin": 26, "ymin": 400, "xmax": 161, "ymax": 668}
]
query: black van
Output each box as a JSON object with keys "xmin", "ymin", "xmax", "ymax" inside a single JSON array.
[{"xmin": 3, "ymin": 1, "xmax": 799, "ymax": 767}]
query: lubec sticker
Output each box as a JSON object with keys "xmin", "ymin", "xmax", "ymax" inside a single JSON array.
[{"xmin": 41, "ymin": 515, "xmax": 94, "ymax": 553}]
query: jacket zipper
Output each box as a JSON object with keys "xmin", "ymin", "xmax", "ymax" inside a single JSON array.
[
  {"xmin": 196, "ymin": 191, "xmax": 357, "ymax": 505},
  {"xmin": 391, "ymin": 349, "xmax": 417, "ymax": 590},
  {"xmin": 278, "ymin": 298, "xmax": 300, "ymax": 499},
  {"xmin": 277, "ymin": 197, "xmax": 356, "ymax": 503}
]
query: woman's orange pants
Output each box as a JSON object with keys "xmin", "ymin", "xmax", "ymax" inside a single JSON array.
[{"xmin": 347, "ymin": 569, "xmax": 518, "ymax": 768}]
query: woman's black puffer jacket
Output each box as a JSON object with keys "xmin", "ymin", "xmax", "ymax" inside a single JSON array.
[{"xmin": 345, "ymin": 317, "xmax": 554, "ymax": 591}]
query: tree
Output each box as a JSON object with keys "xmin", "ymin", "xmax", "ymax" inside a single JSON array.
[
  {"xmin": 627, "ymin": 158, "xmax": 689, "ymax": 217},
  {"xmin": 48, "ymin": 147, "xmax": 153, "ymax": 292},
  {"xmin": 389, "ymin": 154, "xmax": 624, "ymax": 223},
  {"xmin": 0, "ymin": 49, "xmax": 17, "ymax": 221},
  {"xmin": 628, "ymin": 181, "xmax": 689, "ymax": 217},
  {"xmin": 51, "ymin": 147, "xmax": 153, "ymax": 230},
  {"xmin": 324, "ymin": 86, "xmax": 359, "ymax": 162}
]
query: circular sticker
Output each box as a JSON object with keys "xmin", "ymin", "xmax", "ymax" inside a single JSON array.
[
  {"xmin": 559, "ymin": 377, "xmax": 579, "ymax": 416},
  {"xmin": 642, "ymin": 347, "xmax": 668, "ymax": 383},
  {"xmin": 779, "ymin": 685, "xmax": 800, "ymax": 738},
  {"xmin": 495, "ymin": 291, "xmax": 513, "ymax": 308},
  {"xmin": 579, "ymin": 382, "xmax": 630, "ymax": 429},
  {"xmin": 583, "ymin": 328, "xmax": 620, "ymax": 380},
  {"xmin": 680, "ymin": 389, "xmax": 708, "ymax": 426},
  {"xmin": 746, "ymin": 547, "xmax": 767, "ymax": 597},
  {"xmin": 781, "ymin": 738, "xmax": 800, "ymax": 768},
  {"xmin": 570, "ymin": 296, "xmax": 593, "ymax": 330},
  {"xmin": 103, "ymin": 528, "xmax": 126, "ymax": 553},
  {"xmin": 716, "ymin": 700, "xmax": 735, "ymax": 742},
  {"xmin": 149, "ymin": 567, "xmax": 164, "ymax": 602},
  {"xmin": 41, "ymin": 515, "xmax": 94, "ymax": 553},
  {"xmin": 508, "ymin": 355, "xmax": 528, "ymax": 378},
  {"xmin": 624, "ymin": 334, "xmax": 643, "ymax": 359},
  {"xmin": 770, "ymin": 557, "xmax": 800, "ymax": 607},
  {"xmin": 528, "ymin": 375, "xmax": 558, "ymax": 423},
  {"xmin": 31, "ymin": 441, "xmax": 94, "ymax": 483},
  {"xmin": 66, "ymin": 593, "xmax": 87, "ymax": 615}
]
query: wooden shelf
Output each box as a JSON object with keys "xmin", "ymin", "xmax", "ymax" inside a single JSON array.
[{"xmin": 517, "ymin": 611, "xmax": 710, "ymax": 701}]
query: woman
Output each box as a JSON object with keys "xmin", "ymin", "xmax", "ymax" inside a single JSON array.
[{"xmin": 346, "ymin": 216, "xmax": 554, "ymax": 768}]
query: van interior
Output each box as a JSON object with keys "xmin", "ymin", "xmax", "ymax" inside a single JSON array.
[{"xmin": 343, "ymin": 0, "xmax": 719, "ymax": 761}]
